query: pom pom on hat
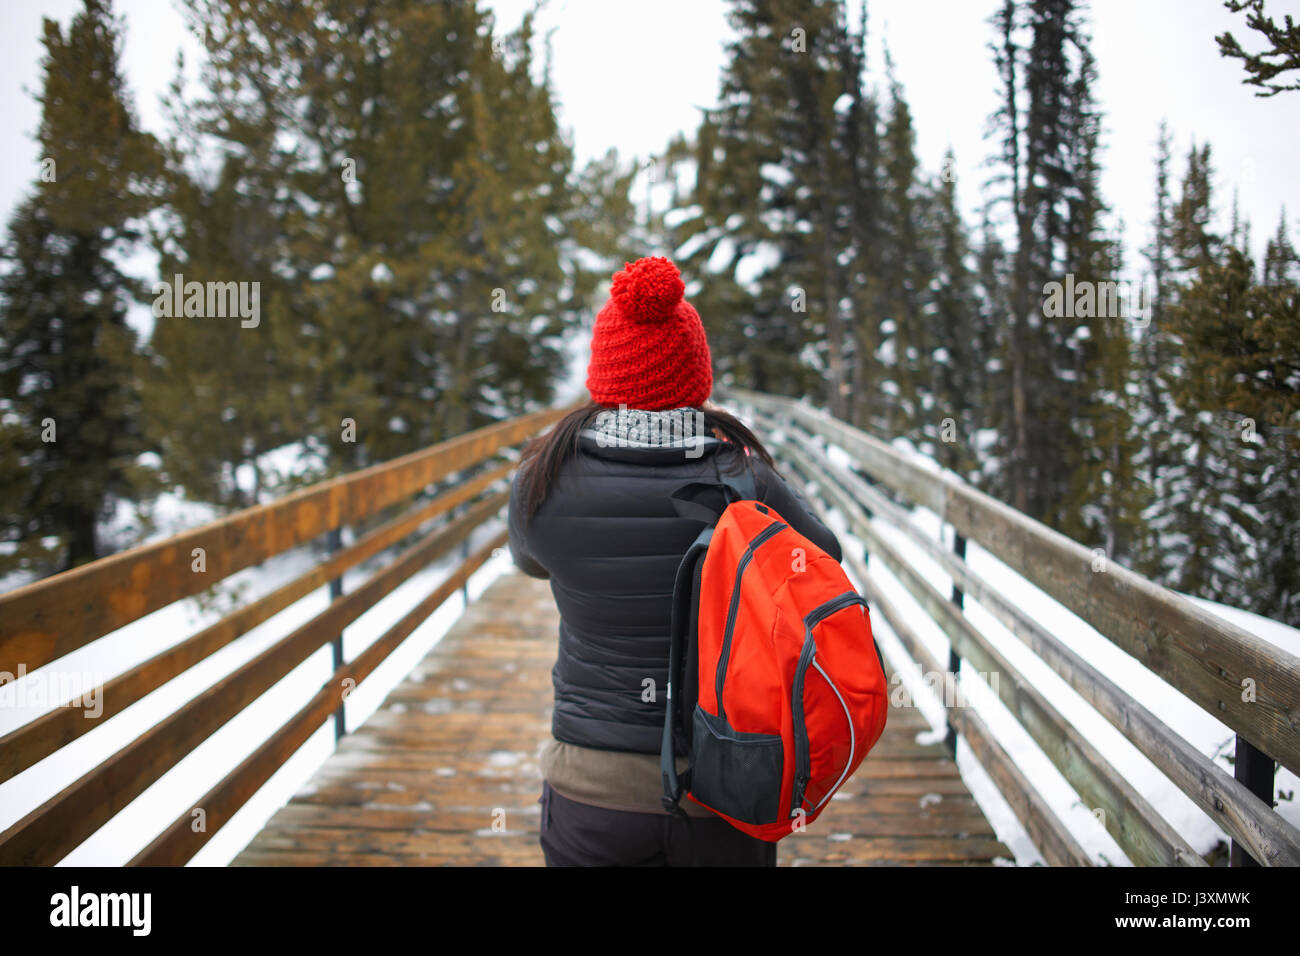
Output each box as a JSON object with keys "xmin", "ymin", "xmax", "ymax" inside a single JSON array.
[{"xmin": 610, "ymin": 256, "xmax": 685, "ymax": 324}]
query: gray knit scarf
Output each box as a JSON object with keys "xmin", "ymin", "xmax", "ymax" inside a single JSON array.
[{"xmin": 580, "ymin": 405, "xmax": 717, "ymax": 457}]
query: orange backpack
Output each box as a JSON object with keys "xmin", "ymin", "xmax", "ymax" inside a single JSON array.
[{"xmin": 661, "ymin": 474, "xmax": 889, "ymax": 842}]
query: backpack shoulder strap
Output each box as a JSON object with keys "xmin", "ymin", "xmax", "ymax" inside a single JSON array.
[
  {"xmin": 661, "ymin": 525, "xmax": 711, "ymax": 815},
  {"xmin": 661, "ymin": 449, "xmax": 757, "ymax": 814},
  {"xmin": 670, "ymin": 452, "xmax": 757, "ymax": 524},
  {"xmin": 714, "ymin": 443, "xmax": 758, "ymax": 502}
]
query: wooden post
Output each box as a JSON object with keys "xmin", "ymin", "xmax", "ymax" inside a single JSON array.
[
  {"xmin": 327, "ymin": 526, "xmax": 346, "ymax": 743},
  {"xmin": 944, "ymin": 533, "xmax": 967, "ymax": 756},
  {"xmin": 1230, "ymin": 737, "xmax": 1275, "ymax": 866}
]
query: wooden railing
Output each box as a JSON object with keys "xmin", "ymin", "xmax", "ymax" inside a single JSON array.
[
  {"xmin": 0, "ymin": 403, "xmax": 573, "ymax": 865},
  {"xmin": 721, "ymin": 386, "xmax": 1300, "ymax": 868},
  {"xmin": 4, "ymin": 387, "xmax": 1296, "ymax": 868}
]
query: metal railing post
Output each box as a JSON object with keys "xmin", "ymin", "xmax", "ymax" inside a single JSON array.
[
  {"xmin": 944, "ymin": 532, "xmax": 967, "ymax": 756},
  {"xmin": 442, "ymin": 470, "xmax": 473, "ymax": 608},
  {"xmin": 327, "ymin": 525, "xmax": 346, "ymax": 743},
  {"xmin": 1230, "ymin": 737, "xmax": 1275, "ymax": 866},
  {"xmin": 457, "ymin": 472, "xmax": 471, "ymax": 607},
  {"xmin": 460, "ymin": 531, "xmax": 471, "ymax": 606}
]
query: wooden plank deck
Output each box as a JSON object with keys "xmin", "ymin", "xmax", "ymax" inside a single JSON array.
[{"xmin": 232, "ymin": 571, "xmax": 1013, "ymax": 866}]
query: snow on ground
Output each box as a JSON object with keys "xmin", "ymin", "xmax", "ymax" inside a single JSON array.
[
  {"xmin": 793, "ymin": 446, "xmax": 1299, "ymax": 867},
  {"xmin": 0, "ymin": 506, "xmax": 516, "ymax": 866}
]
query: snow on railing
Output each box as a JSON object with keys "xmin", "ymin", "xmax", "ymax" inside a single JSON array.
[{"xmin": 720, "ymin": 385, "xmax": 1300, "ymax": 869}]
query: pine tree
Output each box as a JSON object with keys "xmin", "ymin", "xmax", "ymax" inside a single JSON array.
[
  {"xmin": 920, "ymin": 148, "xmax": 988, "ymax": 480},
  {"xmin": 1148, "ymin": 141, "xmax": 1268, "ymax": 608},
  {"xmin": 878, "ymin": 48, "xmax": 933, "ymax": 441},
  {"xmin": 557, "ymin": 146, "xmax": 650, "ymax": 391},
  {"xmin": 1216, "ymin": 0, "xmax": 1300, "ymax": 97},
  {"xmin": 159, "ymin": 0, "xmax": 582, "ymax": 486},
  {"xmin": 835, "ymin": 0, "xmax": 886, "ymax": 433},
  {"xmin": 1165, "ymin": 245, "xmax": 1261, "ymax": 606},
  {"xmin": 1167, "ymin": 211, "xmax": 1300, "ymax": 622},
  {"xmin": 0, "ymin": 0, "xmax": 161, "ymax": 575},
  {"xmin": 984, "ymin": 0, "xmax": 1110, "ymax": 525},
  {"xmin": 1054, "ymin": 40, "xmax": 1149, "ymax": 561},
  {"xmin": 973, "ymin": 206, "xmax": 1013, "ymax": 490},
  {"xmin": 1250, "ymin": 218, "xmax": 1300, "ymax": 624},
  {"xmin": 1135, "ymin": 124, "xmax": 1175, "ymax": 501},
  {"xmin": 668, "ymin": 0, "xmax": 855, "ymax": 407},
  {"xmin": 570, "ymin": 149, "xmax": 646, "ymax": 274},
  {"xmin": 985, "ymin": 0, "xmax": 1031, "ymax": 509},
  {"xmin": 143, "ymin": 96, "xmax": 314, "ymax": 507},
  {"xmin": 1129, "ymin": 120, "xmax": 1178, "ymax": 580}
]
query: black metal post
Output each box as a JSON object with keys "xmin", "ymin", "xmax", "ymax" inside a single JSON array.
[
  {"xmin": 327, "ymin": 525, "xmax": 346, "ymax": 743},
  {"xmin": 1230, "ymin": 736, "xmax": 1275, "ymax": 866},
  {"xmin": 450, "ymin": 470, "xmax": 471, "ymax": 606},
  {"xmin": 460, "ymin": 530, "xmax": 471, "ymax": 605},
  {"xmin": 459, "ymin": 478, "xmax": 471, "ymax": 607},
  {"xmin": 944, "ymin": 533, "xmax": 967, "ymax": 756}
]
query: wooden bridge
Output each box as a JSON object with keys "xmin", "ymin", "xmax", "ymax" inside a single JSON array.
[
  {"xmin": 232, "ymin": 572, "xmax": 1005, "ymax": 866},
  {"xmin": 2, "ymin": 390, "xmax": 1297, "ymax": 867}
]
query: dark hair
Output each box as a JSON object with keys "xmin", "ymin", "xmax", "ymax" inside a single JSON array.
[{"xmin": 515, "ymin": 400, "xmax": 780, "ymax": 521}]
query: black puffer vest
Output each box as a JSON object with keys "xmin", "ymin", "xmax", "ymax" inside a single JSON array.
[{"xmin": 507, "ymin": 406, "xmax": 842, "ymax": 754}]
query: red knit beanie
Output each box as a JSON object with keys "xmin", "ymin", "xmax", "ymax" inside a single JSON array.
[{"xmin": 585, "ymin": 256, "xmax": 713, "ymax": 410}]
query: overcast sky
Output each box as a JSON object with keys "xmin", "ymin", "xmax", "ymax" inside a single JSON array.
[{"xmin": 1, "ymin": 0, "xmax": 1297, "ymax": 274}]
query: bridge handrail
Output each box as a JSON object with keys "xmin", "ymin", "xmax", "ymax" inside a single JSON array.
[
  {"xmin": 0, "ymin": 464, "xmax": 512, "ymax": 787},
  {"xmin": 725, "ymin": 387, "xmax": 1300, "ymax": 777},
  {"xmin": 0, "ymin": 406, "xmax": 567, "ymax": 676},
  {"xmin": 723, "ymin": 387, "xmax": 1300, "ymax": 867},
  {"xmin": 0, "ymin": 403, "xmax": 572, "ymax": 865}
]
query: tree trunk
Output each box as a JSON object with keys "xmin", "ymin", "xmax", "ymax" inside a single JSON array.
[{"xmin": 63, "ymin": 505, "xmax": 99, "ymax": 570}]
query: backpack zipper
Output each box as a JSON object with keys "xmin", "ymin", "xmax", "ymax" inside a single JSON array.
[
  {"xmin": 804, "ymin": 591, "xmax": 866, "ymax": 630},
  {"xmin": 810, "ymin": 658, "xmax": 855, "ymax": 812},
  {"xmin": 714, "ymin": 518, "xmax": 787, "ymax": 723},
  {"xmin": 790, "ymin": 633, "xmax": 816, "ymax": 815},
  {"xmin": 790, "ymin": 591, "xmax": 867, "ymax": 817}
]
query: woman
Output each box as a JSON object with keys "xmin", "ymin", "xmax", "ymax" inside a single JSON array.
[{"xmin": 507, "ymin": 256, "xmax": 843, "ymax": 867}]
